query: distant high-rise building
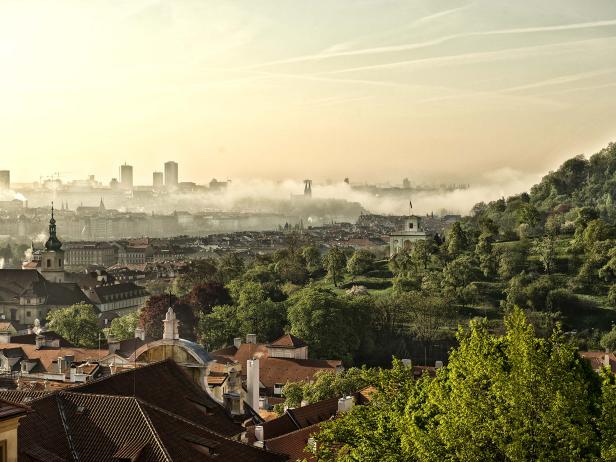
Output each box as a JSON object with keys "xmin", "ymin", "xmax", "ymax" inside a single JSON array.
[
  {"xmin": 304, "ymin": 179, "xmax": 312, "ymax": 197},
  {"xmin": 0, "ymin": 171, "xmax": 10, "ymax": 190},
  {"xmin": 164, "ymin": 161, "xmax": 178, "ymax": 188},
  {"xmin": 120, "ymin": 163, "xmax": 133, "ymax": 190},
  {"xmin": 153, "ymin": 171, "xmax": 164, "ymax": 189}
]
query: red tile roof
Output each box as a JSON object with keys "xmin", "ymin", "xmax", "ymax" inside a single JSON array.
[
  {"xmin": 13, "ymin": 360, "xmax": 288, "ymax": 462},
  {"xmin": 265, "ymin": 423, "xmax": 320, "ymax": 462},
  {"xmin": 580, "ymin": 351, "xmax": 616, "ymax": 372},
  {"xmin": 0, "ymin": 343, "xmax": 105, "ymax": 372},
  {"xmin": 71, "ymin": 358, "xmax": 242, "ymax": 437},
  {"xmin": 212, "ymin": 343, "xmax": 341, "ymax": 393},
  {"xmin": 257, "ymin": 397, "xmax": 339, "ymax": 440},
  {"xmin": 0, "ymin": 397, "xmax": 29, "ymax": 420},
  {"xmin": 268, "ymin": 334, "xmax": 307, "ymax": 349}
]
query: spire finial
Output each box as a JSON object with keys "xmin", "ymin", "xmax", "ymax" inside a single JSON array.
[{"xmin": 51, "ymin": 201, "xmax": 54, "ymax": 219}]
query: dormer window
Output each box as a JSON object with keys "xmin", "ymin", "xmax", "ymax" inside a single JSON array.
[{"xmin": 409, "ymin": 222, "xmax": 414, "ymax": 229}]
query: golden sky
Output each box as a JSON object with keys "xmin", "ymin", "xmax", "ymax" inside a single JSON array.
[{"xmin": 2, "ymin": 0, "xmax": 616, "ymax": 185}]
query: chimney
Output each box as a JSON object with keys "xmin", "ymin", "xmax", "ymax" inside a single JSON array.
[
  {"xmin": 134, "ymin": 327, "xmax": 145, "ymax": 341},
  {"xmin": 604, "ymin": 352, "xmax": 611, "ymax": 368},
  {"xmin": 435, "ymin": 360, "xmax": 444, "ymax": 369},
  {"xmin": 62, "ymin": 355, "xmax": 77, "ymax": 379},
  {"xmin": 246, "ymin": 333, "xmax": 257, "ymax": 344},
  {"xmin": 162, "ymin": 307, "xmax": 179, "ymax": 340},
  {"xmin": 337, "ymin": 396, "xmax": 354, "ymax": 414},
  {"xmin": 254, "ymin": 425, "xmax": 264, "ymax": 442},
  {"xmin": 107, "ymin": 336, "xmax": 121, "ymax": 354},
  {"xmin": 246, "ymin": 358, "xmax": 260, "ymax": 410},
  {"xmin": 233, "ymin": 337, "xmax": 242, "ymax": 349}
]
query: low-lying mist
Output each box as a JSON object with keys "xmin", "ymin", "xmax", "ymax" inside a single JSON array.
[
  {"xmin": 12, "ymin": 168, "xmax": 542, "ymax": 218},
  {"xmin": 163, "ymin": 169, "xmax": 541, "ymax": 217}
]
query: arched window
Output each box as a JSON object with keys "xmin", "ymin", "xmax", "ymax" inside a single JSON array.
[{"xmin": 47, "ymin": 259, "xmax": 51, "ymax": 268}]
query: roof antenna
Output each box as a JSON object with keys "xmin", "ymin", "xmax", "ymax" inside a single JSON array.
[{"xmin": 133, "ymin": 329, "xmax": 137, "ymax": 397}]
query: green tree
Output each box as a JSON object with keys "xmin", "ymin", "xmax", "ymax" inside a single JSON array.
[
  {"xmin": 599, "ymin": 371, "xmax": 616, "ymax": 461},
  {"xmin": 609, "ymin": 285, "xmax": 616, "ymax": 307},
  {"xmin": 315, "ymin": 309, "xmax": 603, "ymax": 462},
  {"xmin": 517, "ymin": 203, "xmax": 541, "ymax": 228},
  {"xmin": 172, "ymin": 258, "xmax": 219, "ymax": 295},
  {"xmin": 196, "ymin": 304, "xmax": 240, "ymax": 349},
  {"xmin": 47, "ymin": 303, "xmax": 103, "ymax": 348},
  {"xmin": 106, "ymin": 310, "xmax": 140, "ymax": 341},
  {"xmin": 275, "ymin": 259, "xmax": 309, "ymax": 284},
  {"xmin": 442, "ymin": 255, "xmax": 479, "ymax": 306},
  {"xmin": 227, "ymin": 280, "xmax": 287, "ymax": 342},
  {"xmin": 411, "ymin": 240, "xmax": 432, "ymax": 270},
  {"xmin": 281, "ymin": 367, "xmax": 376, "ymax": 409},
  {"xmin": 323, "ymin": 246, "xmax": 347, "ymax": 287},
  {"xmin": 302, "ymin": 245, "xmax": 322, "ymax": 273},
  {"xmin": 346, "ymin": 249, "xmax": 376, "ymax": 275},
  {"xmin": 475, "ymin": 232, "xmax": 496, "ymax": 278},
  {"xmin": 497, "ymin": 243, "xmax": 528, "ymax": 279},
  {"xmin": 446, "ymin": 222, "xmax": 468, "ymax": 256},
  {"xmin": 287, "ymin": 286, "xmax": 370, "ymax": 363},
  {"xmin": 532, "ymin": 235, "xmax": 557, "ymax": 274},
  {"xmin": 313, "ymin": 360, "xmax": 418, "ymax": 462},
  {"xmin": 217, "ymin": 252, "xmax": 245, "ymax": 283},
  {"xmin": 600, "ymin": 325, "xmax": 616, "ymax": 352}
]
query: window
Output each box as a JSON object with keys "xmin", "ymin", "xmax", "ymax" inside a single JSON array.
[
  {"xmin": 409, "ymin": 222, "xmax": 414, "ymax": 229},
  {"xmin": 273, "ymin": 383, "xmax": 284, "ymax": 396},
  {"xmin": 26, "ymin": 311, "xmax": 31, "ymax": 317},
  {"xmin": 0, "ymin": 439, "xmax": 6, "ymax": 462},
  {"xmin": 46, "ymin": 259, "xmax": 51, "ymax": 268}
]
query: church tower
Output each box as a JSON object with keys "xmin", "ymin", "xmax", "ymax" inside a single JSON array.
[{"xmin": 40, "ymin": 203, "xmax": 65, "ymax": 283}]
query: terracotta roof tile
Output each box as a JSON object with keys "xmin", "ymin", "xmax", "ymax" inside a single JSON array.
[
  {"xmin": 70, "ymin": 359, "xmax": 243, "ymax": 437},
  {"xmin": 268, "ymin": 334, "xmax": 307, "ymax": 349},
  {"xmin": 212, "ymin": 343, "xmax": 341, "ymax": 392},
  {"xmin": 14, "ymin": 360, "xmax": 288, "ymax": 462},
  {"xmin": 265, "ymin": 423, "xmax": 320, "ymax": 462}
]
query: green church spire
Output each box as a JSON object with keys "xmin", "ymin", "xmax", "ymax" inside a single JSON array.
[{"xmin": 45, "ymin": 202, "xmax": 62, "ymax": 251}]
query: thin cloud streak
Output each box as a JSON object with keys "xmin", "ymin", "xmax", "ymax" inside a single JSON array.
[
  {"xmin": 315, "ymin": 38, "xmax": 612, "ymax": 76},
  {"xmin": 237, "ymin": 18, "xmax": 616, "ymax": 71},
  {"xmin": 500, "ymin": 67, "xmax": 616, "ymax": 93}
]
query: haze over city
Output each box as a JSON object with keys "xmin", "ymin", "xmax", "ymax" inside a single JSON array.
[
  {"xmin": 3, "ymin": 3, "xmax": 616, "ymax": 461},
  {"xmin": 2, "ymin": 0, "xmax": 616, "ymax": 187}
]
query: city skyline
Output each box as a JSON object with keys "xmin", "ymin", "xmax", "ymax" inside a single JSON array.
[{"xmin": 2, "ymin": 0, "xmax": 616, "ymax": 185}]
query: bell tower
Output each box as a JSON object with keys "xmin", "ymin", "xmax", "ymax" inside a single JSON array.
[{"xmin": 40, "ymin": 203, "xmax": 65, "ymax": 283}]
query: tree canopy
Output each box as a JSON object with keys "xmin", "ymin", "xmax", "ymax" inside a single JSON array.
[{"xmin": 47, "ymin": 303, "xmax": 103, "ymax": 348}]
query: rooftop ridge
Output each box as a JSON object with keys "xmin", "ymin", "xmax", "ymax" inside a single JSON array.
[
  {"xmin": 64, "ymin": 358, "xmax": 172, "ymax": 392},
  {"xmin": 55, "ymin": 394, "xmax": 80, "ymax": 462},
  {"xmin": 263, "ymin": 421, "xmax": 323, "ymax": 442},
  {"xmin": 138, "ymin": 399, "xmax": 290, "ymax": 458},
  {"xmin": 134, "ymin": 398, "xmax": 173, "ymax": 462}
]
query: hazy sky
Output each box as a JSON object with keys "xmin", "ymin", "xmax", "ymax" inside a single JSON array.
[{"xmin": 2, "ymin": 0, "xmax": 616, "ymax": 186}]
